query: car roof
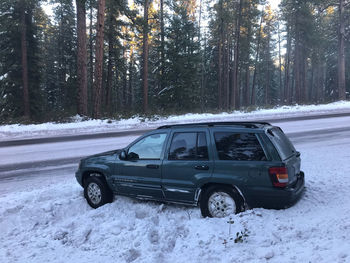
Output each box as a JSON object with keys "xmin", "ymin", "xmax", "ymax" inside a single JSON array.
[{"xmin": 157, "ymin": 121, "xmax": 272, "ymax": 130}]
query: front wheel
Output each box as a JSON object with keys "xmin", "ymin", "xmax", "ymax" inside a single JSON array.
[
  {"xmin": 200, "ymin": 186, "xmax": 243, "ymax": 218},
  {"xmin": 84, "ymin": 176, "xmax": 113, "ymax": 208}
]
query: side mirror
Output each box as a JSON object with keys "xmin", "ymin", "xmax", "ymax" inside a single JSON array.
[
  {"xmin": 128, "ymin": 152, "xmax": 139, "ymax": 160},
  {"xmin": 119, "ymin": 150, "xmax": 127, "ymax": 160}
]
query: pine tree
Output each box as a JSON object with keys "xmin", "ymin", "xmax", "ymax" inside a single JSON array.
[
  {"xmin": 141, "ymin": 0, "xmax": 150, "ymax": 113},
  {"xmin": 76, "ymin": 0, "xmax": 88, "ymax": 116},
  {"xmin": 337, "ymin": 0, "xmax": 346, "ymax": 100},
  {"xmin": 160, "ymin": 0, "xmax": 201, "ymax": 112},
  {"xmin": 0, "ymin": 0, "xmax": 43, "ymax": 122},
  {"xmin": 52, "ymin": 0, "xmax": 77, "ymax": 113},
  {"xmin": 92, "ymin": 0, "xmax": 105, "ymax": 118}
]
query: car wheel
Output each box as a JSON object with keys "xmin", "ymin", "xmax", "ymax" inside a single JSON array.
[
  {"xmin": 200, "ymin": 186, "xmax": 243, "ymax": 218},
  {"xmin": 84, "ymin": 176, "xmax": 113, "ymax": 209}
]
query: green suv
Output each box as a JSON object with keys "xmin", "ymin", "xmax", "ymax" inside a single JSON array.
[{"xmin": 75, "ymin": 122, "xmax": 305, "ymax": 218}]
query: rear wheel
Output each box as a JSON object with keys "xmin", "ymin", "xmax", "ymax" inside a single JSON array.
[
  {"xmin": 84, "ymin": 176, "xmax": 113, "ymax": 208},
  {"xmin": 200, "ymin": 185, "xmax": 243, "ymax": 218}
]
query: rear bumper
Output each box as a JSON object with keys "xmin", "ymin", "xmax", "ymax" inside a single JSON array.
[{"xmin": 248, "ymin": 171, "xmax": 305, "ymax": 209}]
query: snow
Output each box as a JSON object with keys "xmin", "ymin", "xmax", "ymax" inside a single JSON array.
[
  {"xmin": 0, "ymin": 136, "xmax": 138, "ymax": 166},
  {"xmin": 1, "ymin": 101, "xmax": 350, "ymax": 141},
  {"xmin": 1, "ymin": 139, "xmax": 350, "ymax": 262},
  {"xmin": 1, "ymin": 102, "xmax": 350, "ymax": 262},
  {"xmin": 1, "ymin": 113, "xmax": 350, "ymax": 262},
  {"xmin": 0, "ymin": 73, "xmax": 8, "ymax": 81}
]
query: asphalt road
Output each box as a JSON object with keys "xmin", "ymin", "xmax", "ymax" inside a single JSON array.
[
  {"xmin": 1, "ymin": 112, "xmax": 350, "ymax": 181},
  {"xmin": 1, "ymin": 111, "xmax": 350, "ymax": 147}
]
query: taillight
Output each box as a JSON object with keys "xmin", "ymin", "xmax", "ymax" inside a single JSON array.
[{"xmin": 269, "ymin": 167, "xmax": 288, "ymax": 188}]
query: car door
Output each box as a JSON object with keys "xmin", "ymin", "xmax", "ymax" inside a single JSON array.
[
  {"xmin": 161, "ymin": 128, "xmax": 213, "ymax": 203},
  {"xmin": 211, "ymin": 128, "xmax": 270, "ymax": 200},
  {"xmin": 115, "ymin": 132, "xmax": 168, "ymax": 199}
]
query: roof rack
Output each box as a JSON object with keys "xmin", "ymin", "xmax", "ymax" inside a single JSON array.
[{"xmin": 157, "ymin": 121, "xmax": 272, "ymax": 129}]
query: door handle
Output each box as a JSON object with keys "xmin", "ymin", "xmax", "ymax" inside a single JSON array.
[
  {"xmin": 194, "ymin": 165, "xmax": 209, "ymax": 170},
  {"xmin": 146, "ymin": 164, "xmax": 159, "ymax": 169}
]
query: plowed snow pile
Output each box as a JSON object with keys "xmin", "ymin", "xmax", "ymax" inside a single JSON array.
[
  {"xmin": 1, "ymin": 101, "xmax": 350, "ymax": 141},
  {"xmin": 1, "ymin": 140, "xmax": 350, "ymax": 262}
]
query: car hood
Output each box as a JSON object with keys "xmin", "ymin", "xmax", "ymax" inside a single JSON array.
[{"xmin": 83, "ymin": 149, "xmax": 123, "ymax": 161}]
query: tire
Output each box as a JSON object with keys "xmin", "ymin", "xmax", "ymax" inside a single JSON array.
[
  {"xmin": 200, "ymin": 185, "xmax": 243, "ymax": 218},
  {"xmin": 84, "ymin": 176, "xmax": 113, "ymax": 209}
]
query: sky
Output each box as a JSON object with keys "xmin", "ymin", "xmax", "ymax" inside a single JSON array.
[{"xmin": 43, "ymin": 0, "xmax": 282, "ymax": 18}]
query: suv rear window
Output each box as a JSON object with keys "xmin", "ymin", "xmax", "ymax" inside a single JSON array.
[
  {"xmin": 268, "ymin": 128, "xmax": 296, "ymax": 160},
  {"xmin": 214, "ymin": 132, "xmax": 266, "ymax": 161}
]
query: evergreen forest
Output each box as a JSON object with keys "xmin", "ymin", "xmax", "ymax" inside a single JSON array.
[{"xmin": 0, "ymin": 0, "xmax": 349, "ymax": 123}]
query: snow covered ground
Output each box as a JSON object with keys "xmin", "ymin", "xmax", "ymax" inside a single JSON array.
[
  {"xmin": 1, "ymin": 105, "xmax": 350, "ymax": 262},
  {"xmin": 1, "ymin": 135, "xmax": 350, "ymax": 262},
  {"xmin": 1, "ymin": 101, "xmax": 350, "ymax": 141}
]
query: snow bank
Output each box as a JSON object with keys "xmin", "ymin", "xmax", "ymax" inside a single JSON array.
[
  {"xmin": 1, "ymin": 101, "xmax": 350, "ymax": 141},
  {"xmin": 1, "ymin": 139, "xmax": 350, "ymax": 262}
]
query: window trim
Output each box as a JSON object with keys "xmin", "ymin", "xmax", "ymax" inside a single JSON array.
[
  {"xmin": 126, "ymin": 132, "xmax": 168, "ymax": 160},
  {"xmin": 167, "ymin": 131, "xmax": 209, "ymax": 161},
  {"xmin": 213, "ymin": 131, "xmax": 267, "ymax": 162}
]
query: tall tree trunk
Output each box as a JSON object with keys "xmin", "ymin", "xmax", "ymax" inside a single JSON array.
[
  {"xmin": 310, "ymin": 64, "xmax": 314, "ymax": 102},
  {"xmin": 294, "ymin": 14, "xmax": 301, "ymax": 104},
  {"xmin": 198, "ymin": 0, "xmax": 204, "ymax": 112},
  {"xmin": 265, "ymin": 26, "xmax": 271, "ymax": 105},
  {"xmin": 160, "ymin": 0, "xmax": 165, "ymax": 93},
  {"xmin": 58, "ymin": 6, "xmax": 67, "ymax": 109},
  {"xmin": 105, "ymin": 38, "xmax": 113, "ymax": 114},
  {"xmin": 76, "ymin": 0, "xmax": 88, "ymax": 116},
  {"xmin": 338, "ymin": 0, "xmax": 346, "ymax": 100},
  {"xmin": 294, "ymin": 45, "xmax": 300, "ymax": 104},
  {"xmin": 93, "ymin": 0, "xmax": 105, "ymax": 118},
  {"xmin": 302, "ymin": 54, "xmax": 307, "ymax": 103},
  {"xmin": 128, "ymin": 52, "xmax": 134, "ymax": 110},
  {"xmin": 284, "ymin": 25, "xmax": 291, "ymax": 104},
  {"xmin": 142, "ymin": 0, "xmax": 150, "ymax": 113},
  {"xmin": 244, "ymin": 23, "xmax": 252, "ymax": 107},
  {"xmin": 105, "ymin": 11, "xmax": 114, "ymax": 114},
  {"xmin": 224, "ymin": 40, "xmax": 230, "ymax": 110},
  {"xmin": 244, "ymin": 63, "xmax": 250, "ymax": 107},
  {"xmin": 231, "ymin": 0, "xmax": 243, "ymax": 109},
  {"xmin": 315, "ymin": 63, "xmax": 320, "ymax": 103},
  {"xmin": 202, "ymin": 34, "xmax": 208, "ymax": 111},
  {"xmin": 218, "ymin": 38, "xmax": 223, "ymax": 109},
  {"xmin": 278, "ymin": 20, "xmax": 283, "ymax": 103},
  {"xmin": 251, "ymin": 11, "xmax": 263, "ymax": 105},
  {"xmin": 217, "ymin": 0, "xmax": 223, "ymax": 109},
  {"xmin": 20, "ymin": 1, "xmax": 30, "ymax": 119},
  {"xmin": 123, "ymin": 47, "xmax": 128, "ymax": 108},
  {"xmin": 88, "ymin": 0, "xmax": 94, "ymax": 111}
]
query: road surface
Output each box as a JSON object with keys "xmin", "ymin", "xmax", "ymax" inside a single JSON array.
[{"xmin": 1, "ymin": 113, "xmax": 350, "ymax": 192}]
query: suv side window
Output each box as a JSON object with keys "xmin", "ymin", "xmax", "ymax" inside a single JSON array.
[
  {"xmin": 128, "ymin": 133, "xmax": 167, "ymax": 159},
  {"xmin": 214, "ymin": 132, "xmax": 266, "ymax": 161},
  {"xmin": 169, "ymin": 132, "xmax": 209, "ymax": 160}
]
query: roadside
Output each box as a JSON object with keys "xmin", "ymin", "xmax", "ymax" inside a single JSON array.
[
  {"xmin": 1, "ymin": 114, "xmax": 350, "ymax": 182},
  {"xmin": 1, "ymin": 101, "xmax": 350, "ymax": 143}
]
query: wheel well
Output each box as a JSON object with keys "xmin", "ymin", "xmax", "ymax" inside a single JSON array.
[
  {"xmin": 199, "ymin": 183, "xmax": 246, "ymax": 205},
  {"xmin": 82, "ymin": 171, "xmax": 107, "ymax": 186}
]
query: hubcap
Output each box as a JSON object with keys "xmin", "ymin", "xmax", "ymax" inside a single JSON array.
[
  {"xmin": 208, "ymin": 192, "xmax": 236, "ymax": 218},
  {"xmin": 87, "ymin": 182, "xmax": 102, "ymax": 205}
]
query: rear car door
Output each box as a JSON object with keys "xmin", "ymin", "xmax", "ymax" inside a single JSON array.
[
  {"xmin": 211, "ymin": 128, "xmax": 270, "ymax": 196},
  {"xmin": 162, "ymin": 128, "xmax": 213, "ymax": 203}
]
